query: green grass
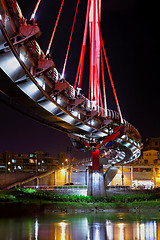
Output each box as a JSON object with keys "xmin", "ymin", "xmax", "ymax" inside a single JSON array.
[{"xmin": 1, "ymin": 187, "xmax": 160, "ymax": 211}]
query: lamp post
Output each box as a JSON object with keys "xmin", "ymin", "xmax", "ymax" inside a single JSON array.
[
  {"xmin": 67, "ymin": 147, "xmax": 71, "ymax": 184},
  {"xmin": 121, "ymin": 164, "xmax": 124, "ymax": 186}
]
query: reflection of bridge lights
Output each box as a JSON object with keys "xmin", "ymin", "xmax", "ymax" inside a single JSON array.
[
  {"xmin": 118, "ymin": 223, "xmax": 124, "ymax": 240},
  {"xmin": 59, "ymin": 221, "xmax": 67, "ymax": 240},
  {"xmin": 106, "ymin": 220, "xmax": 113, "ymax": 240},
  {"xmin": 136, "ymin": 221, "xmax": 157, "ymax": 240},
  {"xmin": 140, "ymin": 223, "xmax": 145, "ymax": 240},
  {"xmin": 145, "ymin": 222, "xmax": 155, "ymax": 240},
  {"xmin": 95, "ymin": 224, "xmax": 100, "ymax": 240},
  {"xmin": 136, "ymin": 222, "xmax": 140, "ymax": 240},
  {"xmin": 35, "ymin": 218, "xmax": 39, "ymax": 240}
]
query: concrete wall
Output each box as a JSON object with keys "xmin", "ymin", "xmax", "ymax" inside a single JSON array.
[
  {"xmin": 51, "ymin": 187, "xmax": 87, "ymax": 196},
  {"xmin": 71, "ymin": 171, "xmax": 86, "ymax": 185}
]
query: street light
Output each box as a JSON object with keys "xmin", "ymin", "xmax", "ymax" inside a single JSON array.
[
  {"xmin": 67, "ymin": 147, "xmax": 71, "ymax": 184},
  {"xmin": 121, "ymin": 164, "xmax": 124, "ymax": 186}
]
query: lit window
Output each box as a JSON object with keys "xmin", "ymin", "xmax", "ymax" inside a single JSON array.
[
  {"xmin": 0, "ymin": 166, "xmax": 5, "ymax": 169},
  {"xmin": 29, "ymin": 159, "xmax": 34, "ymax": 163}
]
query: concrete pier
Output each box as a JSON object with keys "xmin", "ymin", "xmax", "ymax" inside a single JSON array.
[{"xmin": 87, "ymin": 166, "xmax": 105, "ymax": 196}]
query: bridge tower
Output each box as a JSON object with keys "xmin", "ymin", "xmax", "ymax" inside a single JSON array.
[{"xmin": 87, "ymin": 0, "xmax": 105, "ymax": 196}]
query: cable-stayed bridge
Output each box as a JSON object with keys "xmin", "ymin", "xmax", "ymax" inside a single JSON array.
[{"xmin": 0, "ymin": 0, "xmax": 142, "ymax": 195}]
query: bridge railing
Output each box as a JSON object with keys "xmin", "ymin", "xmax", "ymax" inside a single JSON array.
[{"xmin": 23, "ymin": 185, "xmax": 87, "ymax": 190}]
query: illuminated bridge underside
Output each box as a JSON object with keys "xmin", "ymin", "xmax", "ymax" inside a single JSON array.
[{"xmin": 0, "ymin": 0, "xmax": 141, "ymax": 165}]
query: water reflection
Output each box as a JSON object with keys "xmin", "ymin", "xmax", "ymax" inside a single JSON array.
[{"xmin": 0, "ymin": 213, "xmax": 160, "ymax": 240}]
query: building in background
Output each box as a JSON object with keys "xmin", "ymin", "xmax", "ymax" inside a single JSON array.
[
  {"xmin": 0, "ymin": 138, "xmax": 160, "ymax": 189},
  {"xmin": 0, "ymin": 151, "xmax": 67, "ymax": 173},
  {"xmin": 0, "ymin": 150, "xmax": 78, "ymax": 173},
  {"xmin": 143, "ymin": 137, "xmax": 160, "ymax": 151}
]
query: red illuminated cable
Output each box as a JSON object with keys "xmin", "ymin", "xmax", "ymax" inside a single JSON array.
[
  {"xmin": 96, "ymin": 65, "xmax": 99, "ymax": 106},
  {"xmin": 101, "ymin": 37, "xmax": 118, "ymax": 105},
  {"xmin": 88, "ymin": 23, "xmax": 92, "ymax": 100},
  {"xmin": 99, "ymin": 81, "xmax": 104, "ymax": 116},
  {"xmin": 97, "ymin": 1, "xmax": 123, "ymax": 122},
  {"xmin": 92, "ymin": 0, "xmax": 96, "ymax": 102},
  {"xmin": 62, "ymin": 0, "xmax": 80, "ymax": 78},
  {"xmin": 101, "ymin": 35, "xmax": 123, "ymax": 123},
  {"xmin": 46, "ymin": 0, "xmax": 65, "ymax": 56},
  {"xmin": 96, "ymin": 0, "xmax": 107, "ymax": 115},
  {"xmin": 100, "ymin": 45, "xmax": 107, "ymax": 114},
  {"xmin": 74, "ymin": 56, "xmax": 81, "ymax": 89},
  {"xmin": 88, "ymin": 73, "xmax": 91, "ymax": 100},
  {"xmin": 77, "ymin": 0, "xmax": 91, "ymax": 90},
  {"xmin": 30, "ymin": 0, "xmax": 41, "ymax": 20}
]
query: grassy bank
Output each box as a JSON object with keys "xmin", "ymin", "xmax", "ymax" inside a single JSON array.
[{"xmin": 1, "ymin": 188, "xmax": 160, "ymax": 215}]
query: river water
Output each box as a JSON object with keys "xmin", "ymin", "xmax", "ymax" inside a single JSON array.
[{"xmin": 0, "ymin": 212, "xmax": 160, "ymax": 240}]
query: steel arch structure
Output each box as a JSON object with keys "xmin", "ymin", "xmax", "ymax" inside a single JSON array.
[{"xmin": 0, "ymin": 0, "xmax": 141, "ymax": 166}]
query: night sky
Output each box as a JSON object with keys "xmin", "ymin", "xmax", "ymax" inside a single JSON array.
[{"xmin": 0, "ymin": 0, "xmax": 159, "ymax": 158}]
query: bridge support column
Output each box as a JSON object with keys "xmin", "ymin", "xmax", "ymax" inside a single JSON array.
[{"xmin": 87, "ymin": 150, "xmax": 105, "ymax": 196}]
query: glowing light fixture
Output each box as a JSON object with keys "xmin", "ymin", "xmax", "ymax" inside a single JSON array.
[
  {"xmin": 61, "ymin": 169, "xmax": 65, "ymax": 174},
  {"xmin": 25, "ymin": 83, "xmax": 39, "ymax": 97},
  {"xmin": 72, "ymin": 110, "xmax": 80, "ymax": 118},
  {"xmin": 62, "ymin": 114, "xmax": 75, "ymax": 124},
  {"xmin": 3, "ymin": 56, "xmax": 20, "ymax": 73},
  {"xmin": 36, "ymin": 78, "xmax": 45, "ymax": 90},
  {"xmin": 79, "ymin": 124, "xmax": 92, "ymax": 131},
  {"xmin": 20, "ymin": 53, "xmax": 25, "ymax": 62},
  {"xmin": 57, "ymin": 97, "xmax": 61, "ymax": 105},
  {"xmin": 41, "ymin": 101, "xmax": 57, "ymax": 112},
  {"xmin": 61, "ymin": 72, "xmax": 64, "ymax": 79}
]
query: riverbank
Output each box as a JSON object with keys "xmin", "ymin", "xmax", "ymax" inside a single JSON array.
[
  {"xmin": 1, "ymin": 188, "xmax": 160, "ymax": 216},
  {"xmin": 1, "ymin": 200, "xmax": 160, "ymax": 216}
]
